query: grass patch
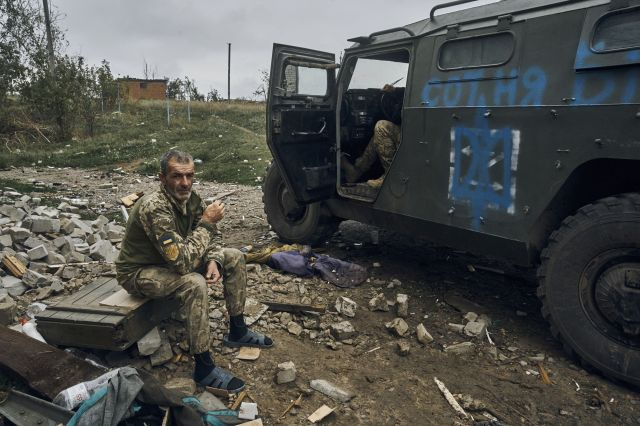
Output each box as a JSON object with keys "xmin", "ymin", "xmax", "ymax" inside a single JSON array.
[
  {"xmin": 0, "ymin": 178, "xmax": 57, "ymax": 193},
  {"xmin": 0, "ymin": 101, "xmax": 272, "ymax": 185}
]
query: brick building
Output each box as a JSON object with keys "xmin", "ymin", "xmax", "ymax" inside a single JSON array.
[{"xmin": 117, "ymin": 78, "xmax": 168, "ymax": 101}]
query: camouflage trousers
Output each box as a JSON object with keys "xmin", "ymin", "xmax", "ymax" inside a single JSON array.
[
  {"xmin": 355, "ymin": 120, "xmax": 402, "ymax": 173},
  {"xmin": 121, "ymin": 248, "xmax": 246, "ymax": 354}
]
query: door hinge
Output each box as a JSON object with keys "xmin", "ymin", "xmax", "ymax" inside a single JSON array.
[{"xmin": 272, "ymin": 117, "xmax": 281, "ymax": 134}]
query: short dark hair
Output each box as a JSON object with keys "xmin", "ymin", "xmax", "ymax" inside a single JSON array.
[{"xmin": 160, "ymin": 150, "xmax": 193, "ymax": 175}]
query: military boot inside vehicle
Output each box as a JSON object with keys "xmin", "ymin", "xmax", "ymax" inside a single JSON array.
[{"xmin": 264, "ymin": 0, "xmax": 640, "ymax": 388}]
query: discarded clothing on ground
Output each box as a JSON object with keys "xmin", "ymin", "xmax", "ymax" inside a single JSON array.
[
  {"xmin": 60, "ymin": 367, "xmax": 239, "ymax": 426},
  {"xmin": 244, "ymin": 244, "xmax": 306, "ymax": 264},
  {"xmin": 267, "ymin": 250, "xmax": 367, "ymax": 288}
]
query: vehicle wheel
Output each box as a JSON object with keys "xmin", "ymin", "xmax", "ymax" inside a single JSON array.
[
  {"xmin": 262, "ymin": 163, "xmax": 338, "ymax": 245},
  {"xmin": 537, "ymin": 194, "xmax": 640, "ymax": 387}
]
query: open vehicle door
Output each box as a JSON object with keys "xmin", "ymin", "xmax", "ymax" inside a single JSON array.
[{"xmin": 267, "ymin": 44, "xmax": 337, "ymax": 203}]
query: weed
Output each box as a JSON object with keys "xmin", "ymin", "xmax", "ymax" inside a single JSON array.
[{"xmin": 0, "ymin": 101, "xmax": 271, "ymax": 185}]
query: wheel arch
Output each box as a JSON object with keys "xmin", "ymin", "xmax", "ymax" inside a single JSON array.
[{"xmin": 529, "ymin": 158, "xmax": 640, "ymax": 259}]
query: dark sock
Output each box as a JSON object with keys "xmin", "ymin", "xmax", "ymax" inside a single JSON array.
[
  {"xmin": 229, "ymin": 314, "xmax": 248, "ymax": 340},
  {"xmin": 194, "ymin": 351, "xmax": 215, "ymax": 381},
  {"xmin": 193, "ymin": 350, "xmax": 244, "ymax": 390},
  {"xmin": 229, "ymin": 314, "xmax": 273, "ymax": 346}
]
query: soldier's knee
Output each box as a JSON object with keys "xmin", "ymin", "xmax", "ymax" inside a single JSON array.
[
  {"xmin": 223, "ymin": 248, "xmax": 245, "ymax": 270},
  {"xmin": 374, "ymin": 120, "xmax": 394, "ymax": 137},
  {"xmin": 183, "ymin": 272, "xmax": 207, "ymax": 295}
]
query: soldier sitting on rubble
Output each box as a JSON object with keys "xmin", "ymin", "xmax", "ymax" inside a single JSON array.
[
  {"xmin": 341, "ymin": 84, "xmax": 403, "ymax": 188},
  {"xmin": 115, "ymin": 149, "xmax": 273, "ymax": 394}
]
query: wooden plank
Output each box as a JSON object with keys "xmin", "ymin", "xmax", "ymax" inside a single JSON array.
[
  {"xmin": 261, "ymin": 301, "xmax": 326, "ymax": 314},
  {"xmin": 99, "ymin": 289, "xmax": 147, "ymax": 310},
  {"xmin": 0, "ymin": 326, "xmax": 102, "ymax": 399},
  {"xmin": 47, "ymin": 304, "xmax": 128, "ymax": 316},
  {"xmin": 120, "ymin": 191, "xmax": 144, "ymax": 208},
  {"xmin": 61, "ymin": 277, "xmax": 113, "ymax": 305},
  {"xmin": 73, "ymin": 278, "xmax": 118, "ymax": 305},
  {"xmin": 2, "ymin": 255, "xmax": 27, "ymax": 278}
]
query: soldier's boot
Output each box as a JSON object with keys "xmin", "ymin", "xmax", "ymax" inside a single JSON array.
[{"xmin": 367, "ymin": 175, "xmax": 386, "ymax": 188}]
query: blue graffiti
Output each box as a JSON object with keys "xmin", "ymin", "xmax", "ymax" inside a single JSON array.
[
  {"xmin": 450, "ymin": 115, "xmax": 516, "ymax": 230},
  {"xmin": 422, "ymin": 67, "xmax": 547, "ymax": 107}
]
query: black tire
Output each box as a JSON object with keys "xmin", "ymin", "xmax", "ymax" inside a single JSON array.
[
  {"xmin": 537, "ymin": 194, "xmax": 640, "ymax": 387},
  {"xmin": 262, "ymin": 163, "xmax": 338, "ymax": 245}
]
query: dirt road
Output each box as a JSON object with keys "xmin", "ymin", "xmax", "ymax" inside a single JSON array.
[{"xmin": 2, "ymin": 166, "xmax": 638, "ymax": 425}]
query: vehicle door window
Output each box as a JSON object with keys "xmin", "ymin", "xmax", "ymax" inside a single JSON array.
[
  {"xmin": 282, "ymin": 63, "xmax": 328, "ymax": 97},
  {"xmin": 348, "ymin": 57, "xmax": 409, "ymax": 90}
]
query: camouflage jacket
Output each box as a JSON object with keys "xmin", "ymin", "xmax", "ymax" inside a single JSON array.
[{"xmin": 115, "ymin": 185, "xmax": 221, "ymax": 281}]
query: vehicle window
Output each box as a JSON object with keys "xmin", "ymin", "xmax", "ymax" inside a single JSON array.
[
  {"xmin": 592, "ymin": 8, "xmax": 640, "ymax": 52},
  {"xmin": 439, "ymin": 32, "xmax": 514, "ymax": 70},
  {"xmin": 348, "ymin": 57, "xmax": 409, "ymax": 90},
  {"xmin": 282, "ymin": 64, "xmax": 327, "ymax": 96}
]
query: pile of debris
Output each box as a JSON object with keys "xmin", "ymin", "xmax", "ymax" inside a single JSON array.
[{"xmin": 0, "ymin": 187, "xmax": 123, "ymax": 325}]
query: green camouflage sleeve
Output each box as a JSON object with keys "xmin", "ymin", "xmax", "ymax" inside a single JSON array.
[{"xmin": 138, "ymin": 199, "xmax": 215, "ymax": 275}]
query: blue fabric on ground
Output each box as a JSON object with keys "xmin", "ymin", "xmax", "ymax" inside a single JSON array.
[
  {"xmin": 267, "ymin": 250, "xmax": 367, "ymax": 288},
  {"xmin": 267, "ymin": 251, "xmax": 314, "ymax": 277}
]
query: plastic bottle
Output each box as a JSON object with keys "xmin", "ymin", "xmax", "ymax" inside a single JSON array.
[
  {"xmin": 53, "ymin": 368, "xmax": 121, "ymax": 410},
  {"xmin": 20, "ymin": 318, "xmax": 46, "ymax": 343}
]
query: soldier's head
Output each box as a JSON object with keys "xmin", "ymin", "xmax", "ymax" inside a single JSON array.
[{"xmin": 159, "ymin": 150, "xmax": 194, "ymax": 203}]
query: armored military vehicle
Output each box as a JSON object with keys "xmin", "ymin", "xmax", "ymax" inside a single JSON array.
[{"xmin": 263, "ymin": 0, "xmax": 640, "ymax": 386}]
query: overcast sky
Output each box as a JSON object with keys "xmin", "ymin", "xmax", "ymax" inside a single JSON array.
[{"xmin": 54, "ymin": 0, "xmax": 496, "ymax": 99}]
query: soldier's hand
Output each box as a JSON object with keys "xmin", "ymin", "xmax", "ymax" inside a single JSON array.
[
  {"xmin": 205, "ymin": 260, "xmax": 222, "ymax": 284},
  {"xmin": 202, "ymin": 200, "xmax": 225, "ymax": 224}
]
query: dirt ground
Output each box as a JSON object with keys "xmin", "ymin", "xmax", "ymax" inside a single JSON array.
[{"xmin": 2, "ymin": 166, "xmax": 639, "ymax": 425}]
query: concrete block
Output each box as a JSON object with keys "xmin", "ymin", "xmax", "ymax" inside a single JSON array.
[
  {"xmin": 385, "ymin": 317, "xmax": 409, "ymax": 337},
  {"xmin": 335, "ymin": 296, "xmax": 357, "ymax": 318},
  {"xmin": 0, "ymin": 234, "xmax": 12, "ymax": 248},
  {"xmin": 30, "ymin": 217, "xmax": 60, "ymax": 233},
  {"xmin": 310, "ymin": 379, "xmax": 354, "ymax": 403},
  {"xmin": 70, "ymin": 217, "xmax": 92, "ymax": 234},
  {"xmin": 330, "ymin": 321, "xmax": 356, "ymax": 341},
  {"xmin": 46, "ymin": 252, "xmax": 66, "ymax": 265},
  {"xmin": 59, "ymin": 218, "xmax": 76, "ymax": 234},
  {"xmin": 22, "ymin": 236, "xmax": 43, "ymax": 249},
  {"xmin": 2, "ymin": 276, "xmax": 27, "ymax": 297},
  {"xmin": 238, "ymin": 402, "xmax": 258, "ymax": 421},
  {"xmin": 0, "ymin": 294, "xmax": 17, "ymax": 325},
  {"xmin": 397, "ymin": 341, "xmax": 411, "ymax": 356},
  {"xmin": 0, "ymin": 205, "xmax": 26, "ymax": 221},
  {"xmin": 22, "ymin": 269, "xmax": 48, "ymax": 288},
  {"xmin": 444, "ymin": 341, "xmax": 475, "ymax": 355},
  {"xmin": 464, "ymin": 321, "xmax": 487, "ymax": 337},
  {"xmin": 416, "ymin": 323, "xmax": 434, "ymax": 344},
  {"xmin": 8, "ymin": 227, "xmax": 30, "ymax": 242},
  {"xmin": 27, "ymin": 245, "xmax": 48, "ymax": 260},
  {"xmin": 286, "ymin": 321, "xmax": 303, "ymax": 336},
  {"xmin": 368, "ymin": 293, "xmax": 389, "ymax": 312},
  {"xmin": 137, "ymin": 327, "xmax": 162, "ymax": 356},
  {"xmin": 89, "ymin": 240, "xmax": 115, "ymax": 262},
  {"xmin": 276, "ymin": 361, "xmax": 296, "ymax": 384},
  {"xmin": 150, "ymin": 341, "xmax": 173, "ymax": 366},
  {"xmin": 396, "ymin": 293, "xmax": 409, "ymax": 318}
]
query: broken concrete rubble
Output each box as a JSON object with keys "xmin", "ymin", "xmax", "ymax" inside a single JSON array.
[
  {"xmin": 396, "ymin": 293, "xmax": 409, "ymax": 318},
  {"xmin": 444, "ymin": 342, "xmax": 475, "ymax": 355},
  {"xmin": 310, "ymin": 379, "xmax": 354, "ymax": 403},
  {"xmin": 330, "ymin": 321, "xmax": 356, "ymax": 341},
  {"xmin": 335, "ymin": 296, "xmax": 357, "ymax": 318},
  {"xmin": 368, "ymin": 293, "xmax": 389, "ymax": 312},
  {"xmin": 0, "ymin": 294, "xmax": 17, "ymax": 325},
  {"xmin": 276, "ymin": 361, "xmax": 296, "ymax": 384},
  {"xmin": 137, "ymin": 327, "xmax": 162, "ymax": 356},
  {"xmin": 416, "ymin": 323, "xmax": 434, "ymax": 344},
  {"xmin": 385, "ymin": 318, "xmax": 409, "ymax": 337}
]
